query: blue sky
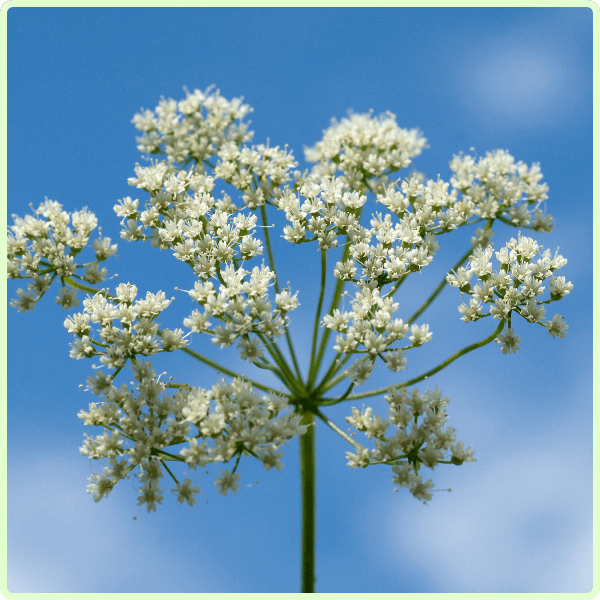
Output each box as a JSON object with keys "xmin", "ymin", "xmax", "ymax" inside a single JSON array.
[{"xmin": 6, "ymin": 6, "xmax": 593, "ymax": 594}]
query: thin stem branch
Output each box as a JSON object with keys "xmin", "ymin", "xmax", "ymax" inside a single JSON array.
[
  {"xmin": 331, "ymin": 381, "xmax": 355, "ymax": 403},
  {"xmin": 317, "ymin": 352, "xmax": 355, "ymax": 394},
  {"xmin": 260, "ymin": 205, "xmax": 304, "ymax": 381},
  {"xmin": 312, "ymin": 239, "xmax": 352, "ymax": 381},
  {"xmin": 313, "ymin": 352, "xmax": 342, "ymax": 395},
  {"xmin": 160, "ymin": 460, "xmax": 180, "ymax": 484},
  {"xmin": 260, "ymin": 204, "xmax": 280, "ymax": 296},
  {"xmin": 255, "ymin": 332, "xmax": 305, "ymax": 396},
  {"xmin": 307, "ymin": 250, "xmax": 328, "ymax": 388},
  {"xmin": 175, "ymin": 345, "xmax": 274, "ymax": 393},
  {"xmin": 408, "ymin": 218, "xmax": 494, "ymax": 325},
  {"xmin": 313, "ymin": 407, "xmax": 360, "ymax": 449},
  {"xmin": 322, "ymin": 320, "xmax": 506, "ymax": 403},
  {"xmin": 64, "ymin": 276, "xmax": 112, "ymax": 297},
  {"xmin": 408, "ymin": 246, "xmax": 474, "ymax": 325}
]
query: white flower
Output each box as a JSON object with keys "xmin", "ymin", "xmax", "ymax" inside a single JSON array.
[
  {"xmin": 347, "ymin": 358, "xmax": 374, "ymax": 385},
  {"xmin": 549, "ymin": 276, "xmax": 573, "ymax": 298},
  {"xmin": 237, "ymin": 337, "xmax": 264, "ymax": 363},
  {"xmin": 136, "ymin": 482, "xmax": 164, "ymax": 512},
  {"xmin": 490, "ymin": 298, "xmax": 511, "ymax": 320},
  {"xmin": 10, "ymin": 289, "xmax": 36, "ymax": 312},
  {"xmin": 496, "ymin": 328, "xmax": 521, "ymax": 354},
  {"xmin": 342, "ymin": 191, "xmax": 367, "ymax": 209},
  {"xmin": 418, "ymin": 444, "xmax": 444, "ymax": 468},
  {"xmin": 446, "ymin": 266, "xmax": 473, "ymax": 289},
  {"xmin": 93, "ymin": 236, "xmax": 118, "ymax": 261},
  {"xmin": 139, "ymin": 459, "xmax": 163, "ymax": 483},
  {"xmin": 410, "ymin": 478, "xmax": 435, "ymax": 504},
  {"xmin": 86, "ymin": 371, "xmax": 112, "ymax": 395},
  {"xmin": 391, "ymin": 463, "xmax": 418, "ymax": 488},
  {"xmin": 334, "ymin": 331, "xmax": 358, "ymax": 354},
  {"xmin": 519, "ymin": 298, "xmax": 546, "ymax": 323},
  {"xmin": 84, "ymin": 263, "xmax": 108, "ymax": 284},
  {"xmin": 180, "ymin": 438, "xmax": 209, "ymax": 469},
  {"xmin": 172, "ymin": 478, "xmax": 201, "ymax": 506},
  {"xmin": 544, "ymin": 314, "xmax": 568, "ymax": 339},
  {"xmin": 55, "ymin": 287, "xmax": 79, "ymax": 309},
  {"xmin": 469, "ymin": 246, "xmax": 493, "ymax": 277},
  {"xmin": 409, "ymin": 323, "xmax": 432, "ymax": 346},
  {"xmin": 70, "ymin": 336, "xmax": 95, "ymax": 359},
  {"xmin": 214, "ymin": 470, "xmax": 241, "ymax": 496},
  {"xmin": 450, "ymin": 441, "xmax": 476, "ymax": 465},
  {"xmin": 457, "ymin": 298, "xmax": 482, "ymax": 322},
  {"xmin": 114, "ymin": 196, "xmax": 139, "ymax": 218},
  {"xmin": 212, "ymin": 323, "xmax": 237, "ymax": 348},
  {"xmin": 87, "ymin": 472, "xmax": 114, "ymax": 502},
  {"xmin": 346, "ymin": 445, "xmax": 371, "ymax": 469},
  {"xmin": 260, "ymin": 446, "xmax": 285, "ymax": 471},
  {"xmin": 275, "ymin": 289, "xmax": 299, "ymax": 313},
  {"xmin": 160, "ymin": 328, "xmax": 187, "ymax": 351},
  {"xmin": 383, "ymin": 349, "xmax": 407, "ymax": 372},
  {"xmin": 183, "ymin": 309, "xmax": 211, "ymax": 333}
]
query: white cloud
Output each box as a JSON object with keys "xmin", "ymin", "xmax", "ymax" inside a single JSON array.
[
  {"xmin": 8, "ymin": 453, "xmax": 226, "ymax": 593},
  {"xmin": 470, "ymin": 46, "xmax": 567, "ymax": 121},
  {"xmin": 448, "ymin": 16, "xmax": 589, "ymax": 130},
  {"xmin": 370, "ymin": 422, "xmax": 592, "ymax": 592}
]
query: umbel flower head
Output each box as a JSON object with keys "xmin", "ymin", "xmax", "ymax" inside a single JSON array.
[{"xmin": 7, "ymin": 85, "xmax": 571, "ymax": 511}]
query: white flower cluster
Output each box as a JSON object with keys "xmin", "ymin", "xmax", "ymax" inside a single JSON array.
[
  {"xmin": 122, "ymin": 165, "xmax": 262, "ymax": 262},
  {"xmin": 320, "ymin": 286, "xmax": 431, "ymax": 385},
  {"xmin": 304, "ymin": 110, "xmax": 427, "ymax": 190},
  {"xmin": 8, "ymin": 87, "xmax": 573, "ymax": 510},
  {"xmin": 8, "ymin": 199, "xmax": 116, "ymax": 312},
  {"xmin": 345, "ymin": 386, "xmax": 474, "ymax": 504},
  {"xmin": 64, "ymin": 283, "xmax": 181, "ymax": 364},
  {"xmin": 214, "ymin": 141, "xmax": 298, "ymax": 205},
  {"xmin": 279, "ymin": 173, "xmax": 468, "ymax": 275},
  {"xmin": 449, "ymin": 149, "xmax": 553, "ymax": 232},
  {"xmin": 80, "ymin": 362, "xmax": 306, "ymax": 511},
  {"xmin": 118, "ymin": 160, "xmax": 301, "ymax": 363},
  {"xmin": 132, "ymin": 86, "xmax": 254, "ymax": 164},
  {"xmin": 446, "ymin": 233, "xmax": 572, "ymax": 352},
  {"xmin": 187, "ymin": 263, "xmax": 300, "ymax": 361}
]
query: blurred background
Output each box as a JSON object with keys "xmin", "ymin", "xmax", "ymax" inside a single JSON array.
[{"xmin": 6, "ymin": 7, "xmax": 593, "ymax": 594}]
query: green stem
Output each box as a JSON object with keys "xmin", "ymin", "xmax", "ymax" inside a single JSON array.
[
  {"xmin": 255, "ymin": 333, "xmax": 305, "ymax": 396},
  {"xmin": 313, "ymin": 352, "xmax": 342, "ymax": 395},
  {"xmin": 260, "ymin": 204, "xmax": 304, "ymax": 381},
  {"xmin": 312, "ymin": 407, "xmax": 359, "ymax": 449},
  {"xmin": 312, "ymin": 240, "xmax": 351, "ymax": 376},
  {"xmin": 307, "ymin": 250, "xmax": 328, "ymax": 388},
  {"xmin": 333, "ymin": 381, "xmax": 355, "ymax": 403},
  {"xmin": 160, "ymin": 460, "xmax": 180, "ymax": 484},
  {"xmin": 407, "ymin": 219, "xmax": 493, "ymax": 325},
  {"xmin": 260, "ymin": 204, "xmax": 280, "ymax": 295},
  {"xmin": 300, "ymin": 413, "xmax": 316, "ymax": 593},
  {"xmin": 178, "ymin": 345, "xmax": 277, "ymax": 394},
  {"xmin": 284, "ymin": 328, "xmax": 303, "ymax": 382},
  {"xmin": 64, "ymin": 276, "xmax": 113, "ymax": 297},
  {"xmin": 316, "ymin": 352, "xmax": 355, "ymax": 394},
  {"xmin": 407, "ymin": 246, "xmax": 474, "ymax": 325},
  {"xmin": 323, "ymin": 320, "xmax": 506, "ymax": 403}
]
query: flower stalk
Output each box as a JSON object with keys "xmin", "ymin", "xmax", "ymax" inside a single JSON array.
[{"xmin": 300, "ymin": 411, "xmax": 316, "ymax": 593}]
